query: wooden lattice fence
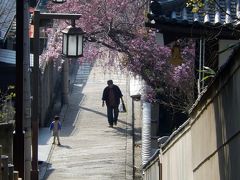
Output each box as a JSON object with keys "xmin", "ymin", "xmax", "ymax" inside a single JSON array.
[{"xmin": 0, "ymin": 145, "xmax": 21, "ymax": 180}]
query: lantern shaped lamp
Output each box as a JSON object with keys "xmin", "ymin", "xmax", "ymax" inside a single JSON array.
[
  {"xmin": 52, "ymin": 0, "xmax": 66, "ymax": 3},
  {"xmin": 169, "ymin": 41, "xmax": 183, "ymax": 66},
  {"xmin": 62, "ymin": 23, "xmax": 84, "ymax": 57}
]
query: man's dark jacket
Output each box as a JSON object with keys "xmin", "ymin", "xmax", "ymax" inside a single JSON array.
[{"xmin": 102, "ymin": 85, "xmax": 123, "ymax": 107}]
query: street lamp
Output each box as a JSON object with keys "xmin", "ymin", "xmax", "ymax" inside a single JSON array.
[
  {"xmin": 31, "ymin": 10, "xmax": 82, "ymax": 180},
  {"xmin": 169, "ymin": 41, "xmax": 183, "ymax": 66},
  {"xmin": 62, "ymin": 20, "xmax": 84, "ymax": 57}
]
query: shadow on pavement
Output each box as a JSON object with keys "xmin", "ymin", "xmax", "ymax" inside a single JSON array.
[
  {"xmin": 113, "ymin": 125, "xmax": 133, "ymax": 138},
  {"xmin": 39, "ymin": 161, "xmax": 54, "ymax": 180},
  {"xmin": 40, "ymin": 63, "xmax": 92, "ymax": 179},
  {"xmin": 41, "ymin": 164, "xmax": 55, "ymax": 180},
  {"xmin": 59, "ymin": 62, "xmax": 93, "ymax": 136},
  {"xmin": 39, "ymin": 128, "xmax": 52, "ymax": 145},
  {"xmin": 117, "ymin": 118, "xmax": 132, "ymax": 127},
  {"xmin": 79, "ymin": 106, "xmax": 107, "ymax": 117},
  {"xmin": 58, "ymin": 144, "xmax": 72, "ymax": 149}
]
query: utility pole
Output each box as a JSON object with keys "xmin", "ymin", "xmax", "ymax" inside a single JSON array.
[
  {"xmin": 23, "ymin": 1, "xmax": 32, "ymax": 180},
  {"xmin": 13, "ymin": 0, "xmax": 25, "ymax": 178}
]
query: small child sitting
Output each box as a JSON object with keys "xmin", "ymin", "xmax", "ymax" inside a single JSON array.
[{"xmin": 50, "ymin": 115, "xmax": 62, "ymax": 145}]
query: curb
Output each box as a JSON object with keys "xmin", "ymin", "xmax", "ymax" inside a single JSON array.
[
  {"xmin": 126, "ymin": 74, "xmax": 134, "ymax": 180},
  {"xmin": 39, "ymin": 144, "xmax": 55, "ymax": 180}
]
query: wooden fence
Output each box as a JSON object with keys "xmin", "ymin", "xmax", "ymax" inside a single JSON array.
[{"xmin": 0, "ymin": 145, "xmax": 21, "ymax": 180}]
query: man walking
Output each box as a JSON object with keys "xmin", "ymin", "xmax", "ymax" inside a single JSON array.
[{"xmin": 102, "ymin": 80, "xmax": 123, "ymax": 127}]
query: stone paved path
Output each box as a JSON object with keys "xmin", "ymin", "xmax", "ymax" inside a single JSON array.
[{"xmin": 43, "ymin": 61, "xmax": 132, "ymax": 180}]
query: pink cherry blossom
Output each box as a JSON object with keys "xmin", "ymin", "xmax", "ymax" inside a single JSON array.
[{"xmin": 40, "ymin": 0, "xmax": 196, "ymax": 111}]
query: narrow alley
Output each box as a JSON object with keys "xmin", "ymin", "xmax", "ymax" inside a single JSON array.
[{"xmin": 39, "ymin": 61, "xmax": 133, "ymax": 180}]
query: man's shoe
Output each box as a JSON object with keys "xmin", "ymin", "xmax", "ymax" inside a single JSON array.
[
  {"xmin": 109, "ymin": 124, "xmax": 113, "ymax": 128},
  {"xmin": 58, "ymin": 143, "xmax": 61, "ymax": 146},
  {"xmin": 114, "ymin": 121, "xmax": 117, "ymax": 125}
]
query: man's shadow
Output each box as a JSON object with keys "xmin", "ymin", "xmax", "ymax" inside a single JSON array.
[
  {"xmin": 79, "ymin": 106, "xmax": 107, "ymax": 117},
  {"xmin": 57, "ymin": 144, "xmax": 72, "ymax": 149}
]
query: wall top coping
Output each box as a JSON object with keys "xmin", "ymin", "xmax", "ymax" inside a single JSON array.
[
  {"xmin": 0, "ymin": 121, "xmax": 14, "ymax": 127},
  {"xmin": 160, "ymin": 119, "xmax": 190, "ymax": 150},
  {"xmin": 142, "ymin": 149, "xmax": 160, "ymax": 170}
]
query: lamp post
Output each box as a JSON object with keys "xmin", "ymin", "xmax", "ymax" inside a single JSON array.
[{"xmin": 31, "ymin": 10, "xmax": 82, "ymax": 180}]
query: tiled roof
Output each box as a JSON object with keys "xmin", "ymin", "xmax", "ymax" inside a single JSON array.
[
  {"xmin": 0, "ymin": 48, "xmax": 15, "ymax": 65},
  {"xmin": 0, "ymin": 0, "xmax": 16, "ymax": 41},
  {"xmin": 147, "ymin": 0, "xmax": 240, "ymax": 29},
  {"xmin": 6, "ymin": 18, "xmax": 16, "ymax": 38},
  {"xmin": 0, "ymin": 48, "xmax": 34, "ymax": 67}
]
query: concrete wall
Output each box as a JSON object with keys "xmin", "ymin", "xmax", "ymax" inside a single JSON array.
[
  {"xmin": 130, "ymin": 75, "xmax": 143, "ymax": 179},
  {"xmin": 145, "ymin": 48, "xmax": 240, "ymax": 180},
  {"xmin": 39, "ymin": 60, "xmax": 61, "ymax": 126},
  {"xmin": 37, "ymin": 59, "xmax": 79, "ymax": 126},
  {"xmin": 133, "ymin": 99, "xmax": 143, "ymax": 180}
]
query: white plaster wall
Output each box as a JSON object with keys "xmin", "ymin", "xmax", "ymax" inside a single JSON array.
[
  {"xmin": 129, "ymin": 75, "xmax": 143, "ymax": 97},
  {"xmin": 162, "ymin": 130, "xmax": 193, "ymax": 180},
  {"xmin": 143, "ymin": 160, "xmax": 160, "ymax": 180}
]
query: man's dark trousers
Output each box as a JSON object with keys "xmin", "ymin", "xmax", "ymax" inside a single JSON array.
[{"xmin": 107, "ymin": 106, "xmax": 119, "ymax": 125}]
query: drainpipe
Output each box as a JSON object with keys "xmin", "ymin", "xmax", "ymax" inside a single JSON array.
[
  {"xmin": 198, "ymin": 38, "xmax": 202, "ymax": 96},
  {"xmin": 141, "ymin": 84, "xmax": 151, "ymax": 165}
]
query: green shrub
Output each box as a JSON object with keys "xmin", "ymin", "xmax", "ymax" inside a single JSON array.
[{"xmin": 0, "ymin": 86, "xmax": 16, "ymax": 123}]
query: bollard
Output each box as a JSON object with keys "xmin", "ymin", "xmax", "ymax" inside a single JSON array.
[
  {"xmin": 13, "ymin": 171, "xmax": 19, "ymax": 180},
  {"xmin": 1, "ymin": 155, "xmax": 9, "ymax": 180},
  {"xmin": 8, "ymin": 164, "xmax": 14, "ymax": 180}
]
